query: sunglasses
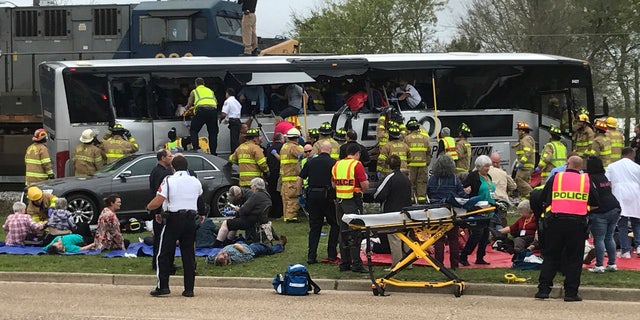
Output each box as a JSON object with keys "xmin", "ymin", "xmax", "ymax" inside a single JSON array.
[{"xmin": 304, "ymin": 150, "xmax": 312, "ymax": 153}]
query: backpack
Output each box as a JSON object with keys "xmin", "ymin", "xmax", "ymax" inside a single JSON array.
[{"xmin": 272, "ymin": 264, "xmax": 321, "ymax": 295}]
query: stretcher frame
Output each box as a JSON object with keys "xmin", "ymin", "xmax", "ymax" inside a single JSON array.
[{"xmin": 344, "ymin": 204, "xmax": 495, "ymax": 297}]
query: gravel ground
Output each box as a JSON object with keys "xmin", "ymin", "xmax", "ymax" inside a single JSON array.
[{"xmin": 0, "ymin": 192, "xmax": 22, "ymax": 216}]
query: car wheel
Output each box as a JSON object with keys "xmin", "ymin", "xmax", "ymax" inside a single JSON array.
[
  {"xmin": 66, "ymin": 193, "xmax": 98, "ymax": 224},
  {"xmin": 211, "ymin": 186, "xmax": 230, "ymax": 217}
]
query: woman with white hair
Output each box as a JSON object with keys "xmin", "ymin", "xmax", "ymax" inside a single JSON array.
[
  {"xmin": 496, "ymin": 200, "xmax": 537, "ymax": 254},
  {"xmin": 459, "ymin": 155, "xmax": 496, "ymax": 266},
  {"xmin": 213, "ymin": 178, "xmax": 272, "ymax": 248}
]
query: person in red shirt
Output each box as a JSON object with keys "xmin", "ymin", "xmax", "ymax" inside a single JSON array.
[
  {"xmin": 273, "ymin": 116, "xmax": 294, "ymax": 140},
  {"xmin": 331, "ymin": 143, "xmax": 369, "ymax": 273},
  {"xmin": 496, "ymin": 200, "xmax": 537, "ymax": 254}
]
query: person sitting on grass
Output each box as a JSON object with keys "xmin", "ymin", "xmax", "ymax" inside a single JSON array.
[
  {"xmin": 206, "ymin": 235, "xmax": 287, "ymax": 265},
  {"xmin": 3, "ymin": 201, "xmax": 45, "ymax": 246},
  {"xmin": 213, "ymin": 177, "xmax": 271, "ymax": 248},
  {"xmin": 43, "ymin": 234, "xmax": 95, "ymax": 254},
  {"xmin": 93, "ymin": 194, "xmax": 129, "ymax": 251},
  {"xmin": 43, "ymin": 198, "xmax": 77, "ymax": 246},
  {"xmin": 495, "ymin": 200, "xmax": 538, "ymax": 254}
]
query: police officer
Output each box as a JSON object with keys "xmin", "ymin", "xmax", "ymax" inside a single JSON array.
[
  {"xmin": 334, "ymin": 128, "xmax": 347, "ymax": 146},
  {"xmin": 73, "ymin": 129, "xmax": 104, "ymax": 177},
  {"xmin": 313, "ymin": 122, "xmax": 340, "ymax": 159},
  {"xmin": 377, "ymin": 126, "xmax": 410, "ymax": 178},
  {"xmin": 536, "ymin": 125, "xmax": 566, "ymax": 182},
  {"xmin": 572, "ymin": 113, "xmax": 594, "ymax": 158},
  {"xmin": 228, "ymin": 128, "xmax": 268, "ymax": 187},
  {"xmin": 536, "ymin": 155, "xmax": 598, "ymax": 302},
  {"xmin": 280, "ymin": 128, "xmax": 304, "ymax": 222},
  {"xmin": 332, "ymin": 143, "xmax": 369, "ymax": 273},
  {"xmin": 605, "ymin": 117, "xmax": 624, "ymax": 163},
  {"xmin": 455, "ymin": 123, "xmax": 472, "ymax": 176},
  {"xmin": 187, "ymin": 77, "xmax": 218, "ymax": 155},
  {"xmin": 404, "ymin": 118, "xmax": 431, "ymax": 203},
  {"xmin": 102, "ymin": 124, "xmax": 139, "ymax": 164},
  {"xmin": 586, "ymin": 120, "xmax": 611, "ymax": 167},
  {"xmin": 297, "ymin": 141, "xmax": 339, "ymax": 264},
  {"xmin": 437, "ymin": 127, "xmax": 458, "ymax": 160},
  {"xmin": 25, "ymin": 128, "xmax": 54, "ymax": 185},
  {"xmin": 220, "ymin": 88, "xmax": 243, "ymax": 153},
  {"xmin": 147, "ymin": 155, "xmax": 203, "ymax": 298},
  {"xmin": 149, "ymin": 149, "xmax": 173, "ymax": 271},
  {"xmin": 512, "ymin": 121, "xmax": 535, "ymax": 198}
]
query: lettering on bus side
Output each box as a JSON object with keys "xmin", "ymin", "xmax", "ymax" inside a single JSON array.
[{"xmin": 362, "ymin": 118, "xmax": 378, "ymax": 141}]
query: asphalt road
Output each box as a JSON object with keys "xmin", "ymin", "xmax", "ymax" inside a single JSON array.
[{"xmin": 0, "ymin": 281, "xmax": 639, "ymax": 320}]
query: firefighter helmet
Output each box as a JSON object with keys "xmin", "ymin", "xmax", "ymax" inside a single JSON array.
[
  {"xmin": 26, "ymin": 186, "xmax": 43, "ymax": 201},
  {"xmin": 111, "ymin": 123, "xmax": 126, "ymax": 133},
  {"xmin": 605, "ymin": 116, "xmax": 618, "ymax": 128},
  {"xmin": 319, "ymin": 122, "xmax": 333, "ymax": 135},
  {"xmin": 334, "ymin": 129, "xmax": 347, "ymax": 141},
  {"xmin": 549, "ymin": 124, "xmax": 562, "ymax": 136},
  {"xmin": 594, "ymin": 119, "xmax": 608, "ymax": 132},
  {"xmin": 79, "ymin": 129, "xmax": 96, "ymax": 143},
  {"xmin": 388, "ymin": 126, "xmax": 402, "ymax": 139},
  {"xmin": 32, "ymin": 128, "xmax": 48, "ymax": 141},
  {"xmin": 286, "ymin": 128, "xmax": 301, "ymax": 138},
  {"xmin": 577, "ymin": 113, "xmax": 590, "ymax": 123},
  {"xmin": 406, "ymin": 118, "xmax": 420, "ymax": 131},
  {"xmin": 308, "ymin": 128, "xmax": 320, "ymax": 139},
  {"xmin": 459, "ymin": 122, "xmax": 472, "ymax": 135},
  {"xmin": 516, "ymin": 121, "xmax": 531, "ymax": 131},
  {"xmin": 244, "ymin": 128, "xmax": 260, "ymax": 138}
]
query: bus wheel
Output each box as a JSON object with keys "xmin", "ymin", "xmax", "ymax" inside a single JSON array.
[
  {"xmin": 211, "ymin": 186, "xmax": 230, "ymax": 217},
  {"xmin": 67, "ymin": 193, "xmax": 98, "ymax": 224}
]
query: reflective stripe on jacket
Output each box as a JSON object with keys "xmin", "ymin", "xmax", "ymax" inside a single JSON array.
[
  {"xmin": 442, "ymin": 137, "xmax": 458, "ymax": 160},
  {"xmin": 25, "ymin": 142, "xmax": 53, "ymax": 185},
  {"xmin": 332, "ymin": 158, "xmax": 362, "ymax": 199},
  {"xmin": 229, "ymin": 140, "xmax": 268, "ymax": 186},
  {"xmin": 193, "ymin": 85, "xmax": 217, "ymax": 109}
]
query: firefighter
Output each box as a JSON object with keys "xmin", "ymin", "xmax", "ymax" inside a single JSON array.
[
  {"xmin": 312, "ymin": 122, "xmax": 340, "ymax": 159},
  {"xmin": 101, "ymin": 124, "xmax": 139, "ymax": 164},
  {"xmin": 25, "ymin": 186, "xmax": 57, "ymax": 222},
  {"xmin": 228, "ymin": 128, "xmax": 269, "ymax": 187},
  {"xmin": 281, "ymin": 128, "xmax": 304, "ymax": 222},
  {"xmin": 404, "ymin": 118, "xmax": 431, "ymax": 203},
  {"xmin": 605, "ymin": 117, "xmax": 624, "ymax": 163},
  {"xmin": 307, "ymin": 128, "xmax": 320, "ymax": 147},
  {"xmin": 573, "ymin": 113, "xmax": 594, "ymax": 157},
  {"xmin": 73, "ymin": 129, "xmax": 104, "ymax": 177},
  {"xmin": 24, "ymin": 128, "xmax": 54, "ymax": 186},
  {"xmin": 376, "ymin": 108, "xmax": 406, "ymax": 148},
  {"xmin": 536, "ymin": 125, "xmax": 567, "ymax": 182},
  {"xmin": 512, "ymin": 121, "xmax": 535, "ymax": 198},
  {"xmin": 455, "ymin": 123, "xmax": 472, "ymax": 176},
  {"xmin": 164, "ymin": 127, "xmax": 185, "ymax": 152},
  {"xmin": 586, "ymin": 120, "xmax": 612, "ymax": 167},
  {"xmin": 377, "ymin": 125, "xmax": 410, "ymax": 178},
  {"xmin": 437, "ymin": 127, "xmax": 458, "ymax": 160}
]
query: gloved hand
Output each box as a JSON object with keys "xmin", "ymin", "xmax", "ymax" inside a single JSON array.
[
  {"xmin": 48, "ymin": 208, "xmax": 54, "ymax": 217},
  {"xmin": 376, "ymin": 172, "xmax": 382, "ymax": 180},
  {"xmin": 298, "ymin": 194, "xmax": 306, "ymax": 208},
  {"xmin": 222, "ymin": 208, "xmax": 235, "ymax": 217},
  {"xmin": 297, "ymin": 153, "xmax": 304, "ymax": 161},
  {"xmin": 270, "ymin": 149, "xmax": 278, "ymax": 156},
  {"xmin": 47, "ymin": 174, "xmax": 55, "ymax": 179},
  {"xmin": 516, "ymin": 162, "xmax": 524, "ymax": 170},
  {"xmin": 534, "ymin": 167, "xmax": 541, "ymax": 173}
]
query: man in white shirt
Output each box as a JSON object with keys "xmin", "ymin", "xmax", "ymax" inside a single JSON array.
[
  {"xmin": 220, "ymin": 88, "xmax": 243, "ymax": 152},
  {"xmin": 146, "ymin": 155, "xmax": 203, "ymax": 297},
  {"xmin": 605, "ymin": 147, "xmax": 640, "ymax": 258},
  {"xmin": 394, "ymin": 80, "xmax": 423, "ymax": 109}
]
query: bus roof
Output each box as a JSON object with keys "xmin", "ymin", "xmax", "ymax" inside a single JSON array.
[{"xmin": 40, "ymin": 52, "xmax": 588, "ymax": 71}]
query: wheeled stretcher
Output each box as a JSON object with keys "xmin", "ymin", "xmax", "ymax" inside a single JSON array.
[{"xmin": 342, "ymin": 202, "xmax": 495, "ymax": 297}]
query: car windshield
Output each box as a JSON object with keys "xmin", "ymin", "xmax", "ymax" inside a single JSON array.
[{"xmin": 93, "ymin": 155, "xmax": 139, "ymax": 177}]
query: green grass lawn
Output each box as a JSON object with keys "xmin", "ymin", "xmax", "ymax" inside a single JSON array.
[{"xmin": 2, "ymin": 213, "xmax": 640, "ymax": 289}]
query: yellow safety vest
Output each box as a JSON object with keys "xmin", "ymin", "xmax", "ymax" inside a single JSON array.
[
  {"xmin": 442, "ymin": 137, "xmax": 458, "ymax": 160},
  {"xmin": 332, "ymin": 158, "xmax": 362, "ymax": 199},
  {"xmin": 193, "ymin": 85, "xmax": 217, "ymax": 109}
]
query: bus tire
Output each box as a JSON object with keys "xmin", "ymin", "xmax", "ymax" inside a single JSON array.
[
  {"xmin": 155, "ymin": 53, "xmax": 166, "ymax": 58},
  {"xmin": 168, "ymin": 53, "xmax": 180, "ymax": 58}
]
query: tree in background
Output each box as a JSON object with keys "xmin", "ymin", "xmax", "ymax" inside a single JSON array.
[
  {"xmin": 454, "ymin": 0, "xmax": 640, "ymax": 138},
  {"xmin": 290, "ymin": 0, "xmax": 446, "ymax": 54}
]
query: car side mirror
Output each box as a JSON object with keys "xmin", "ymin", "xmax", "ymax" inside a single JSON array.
[{"xmin": 118, "ymin": 170, "xmax": 132, "ymax": 181}]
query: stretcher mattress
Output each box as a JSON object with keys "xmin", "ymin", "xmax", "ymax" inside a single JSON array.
[{"xmin": 342, "ymin": 207, "xmax": 453, "ymax": 227}]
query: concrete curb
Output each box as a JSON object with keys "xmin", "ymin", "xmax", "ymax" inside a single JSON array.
[{"xmin": 1, "ymin": 272, "xmax": 639, "ymax": 301}]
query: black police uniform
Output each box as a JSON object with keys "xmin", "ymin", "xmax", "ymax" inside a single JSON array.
[
  {"xmin": 149, "ymin": 163, "xmax": 172, "ymax": 270},
  {"xmin": 298, "ymin": 152, "xmax": 338, "ymax": 263},
  {"xmin": 537, "ymin": 169, "xmax": 599, "ymax": 300},
  {"xmin": 339, "ymin": 141, "xmax": 370, "ymax": 165}
]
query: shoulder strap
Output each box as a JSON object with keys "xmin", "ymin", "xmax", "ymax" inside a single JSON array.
[{"xmin": 306, "ymin": 273, "xmax": 321, "ymax": 294}]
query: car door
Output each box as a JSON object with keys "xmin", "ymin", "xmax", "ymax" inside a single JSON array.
[
  {"xmin": 110, "ymin": 155, "xmax": 158, "ymax": 216},
  {"xmin": 184, "ymin": 154, "xmax": 220, "ymax": 203}
]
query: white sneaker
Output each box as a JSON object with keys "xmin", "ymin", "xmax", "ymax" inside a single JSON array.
[
  {"xmin": 621, "ymin": 252, "xmax": 632, "ymax": 259},
  {"xmin": 636, "ymin": 247, "xmax": 640, "ymax": 255},
  {"xmin": 605, "ymin": 264, "xmax": 618, "ymax": 272},
  {"xmin": 523, "ymin": 255, "xmax": 544, "ymax": 264},
  {"xmin": 588, "ymin": 266, "xmax": 605, "ymax": 273}
]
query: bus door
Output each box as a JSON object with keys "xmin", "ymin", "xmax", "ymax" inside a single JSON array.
[
  {"xmin": 538, "ymin": 89, "xmax": 574, "ymax": 150},
  {"xmin": 108, "ymin": 75, "xmax": 155, "ymax": 152}
]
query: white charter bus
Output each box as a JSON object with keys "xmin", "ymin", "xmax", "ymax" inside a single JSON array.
[{"xmin": 39, "ymin": 53, "xmax": 596, "ymax": 178}]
